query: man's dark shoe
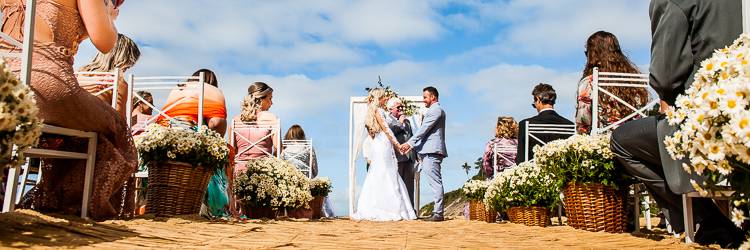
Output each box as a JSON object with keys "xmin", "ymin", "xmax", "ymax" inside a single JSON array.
[
  {"xmin": 694, "ymin": 215, "xmax": 746, "ymax": 248},
  {"xmin": 424, "ymin": 215, "xmax": 444, "ymax": 222}
]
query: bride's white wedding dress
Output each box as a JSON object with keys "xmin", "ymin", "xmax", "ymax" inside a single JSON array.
[{"xmin": 352, "ymin": 109, "xmax": 417, "ymax": 221}]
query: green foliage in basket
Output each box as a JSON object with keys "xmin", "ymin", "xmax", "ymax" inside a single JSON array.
[
  {"xmin": 310, "ymin": 177, "xmax": 332, "ymax": 197},
  {"xmin": 484, "ymin": 161, "xmax": 558, "ymax": 211},
  {"xmin": 462, "ymin": 179, "xmax": 489, "ymax": 201},
  {"xmin": 534, "ymin": 133, "xmax": 626, "ymax": 189},
  {"xmin": 134, "ymin": 124, "xmax": 230, "ymax": 171},
  {"xmin": 233, "ymin": 157, "xmax": 313, "ymax": 209}
]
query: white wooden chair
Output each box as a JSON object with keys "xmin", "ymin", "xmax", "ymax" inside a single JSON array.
[
  {"xmin": 282, "ymin": 139, "xmax": 314, "ymax": 178},
  {"xmin": 492, "ymin": 144, "xmax": 516, "ymax": 178},
  {"xmin": 682, "ymin": 188, "xmax": 734, "ymax": 243},
  {"xmin": 590, "ymin": 67, "xmax": 658, "ymax": 135},
  {"xmin": 230, "ymin": 120, "xmax": 281, "ymax": 167},
  {"xmin": 523, "ymin": 123, "xmax": 576, "ymax": 162},
  {"xmin": 125, "ymin": 73, "xmax": 207, "ymax": 130},
  {"xmin": 1, "ymin": 0, "xmax": 98, "ymax": 219},
  {"xmin": 75, "ymin": 70, "xmax": 120, "ymax": 109}
]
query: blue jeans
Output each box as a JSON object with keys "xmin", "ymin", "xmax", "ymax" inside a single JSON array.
[{"xmin": 420, "ymin": 153, "xmax": 444, "ymax": 217}]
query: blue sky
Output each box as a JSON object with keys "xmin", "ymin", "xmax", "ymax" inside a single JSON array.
[{"xmin": 74, "ymin": 0, "xmax": 653, "ymax": 215}]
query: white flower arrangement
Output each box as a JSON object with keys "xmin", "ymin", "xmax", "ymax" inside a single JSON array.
[
  {"xmin": 310, "ymin": 177, "xmax": 332, "ymax": 197},
  {"xmin": 0, "ymin": 59, "xmax": 41, "ymax": 168},
  {"xmin": 664, "ymin": 34, "xmax": 750, "ymax": 227},
  {"xmin": 484, "ymin": 161, "xmax": 558, "ymax": 211},
  {"xmin": 462, "ymin": 179, "xmax": 490, "ymax": 201},
  {"xmin": 533, "ymin": 133, "xmax": 621, "ymax": 189},
  {"xmin": 134, "ymin": 123, "xmax": 230, "ymax": 170},
  {"xmin": 234, "ymin": 157, "xmax": 313, "ymax": 209}
]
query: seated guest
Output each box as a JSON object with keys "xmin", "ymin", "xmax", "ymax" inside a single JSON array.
[
  {"xmin": 279, "ymin": 124, "xmax": 334, "ymax": 217},
  {"xmin": 516, "ymin": 83, "xmax": 574, "ymax": 164},
  {"xmin": 482, "ymin": 116, "xmax": 518, "ymax": 179},
  {"xmin": 130, "ymin": 90, "xmax": 153, "ymax": 135},
  {"xmin": 281, "ymin": 124, "xmax": 318, "ymax": 178},
  {"xmin": 231, "ymin": 81, "xmax": 279, "ymax": 174},
  {"xmin": 155, "ymin": 69, "xmax": 227, "ymax": 135},
  {"xmin": 0, "ymin": 0, "xmax": 137, "ymax": 220},
  {"xmin": 78, "ymin": 33, "xmax": 140, "ymax": 119},
  {"xmin": 575, "ymin": 31, "xmax": 648, "ymax": 134},
  {"xmin": 610, "ymin": 0, "xmax": 745, "ymax": 247}
]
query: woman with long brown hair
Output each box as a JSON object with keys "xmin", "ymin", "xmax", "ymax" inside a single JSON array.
[{"xmin": 575, "ymin": 31, "xmax": 649, "ymax": 134}]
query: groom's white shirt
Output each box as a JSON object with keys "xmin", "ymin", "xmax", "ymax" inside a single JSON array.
[{"xmin": 407, "ymin": 102, "xmax": 447, "ymax": 157}]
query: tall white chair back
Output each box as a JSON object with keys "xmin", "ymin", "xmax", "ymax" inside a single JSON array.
[
  {"xmin": 75, "ymin": 70, "xmax": 120, "ymax": 109},
  {"xmin": 524, "ymin": 123, "xmax": 576, "ymax": 162},
  {"xmin": 230, "ymin": 120, "xmax": 281, "ymax": 166},
  {"xmin": 282, "ymin": 139, "xmax": 314, "ymax": 178},
  {"xmin": 590, "ymin": 67, "xmax": 658, "ymax": 134},
  {"xmin": 492, "ymin": 144, "xmax": 516, "ymax": 177},
  {"xmin": 125, "ymin": 74, "xmax": 206, "ymax": 129},
  {"xmin": 1, "ymin": 0, "xmax": 98, "ymax": 219}
]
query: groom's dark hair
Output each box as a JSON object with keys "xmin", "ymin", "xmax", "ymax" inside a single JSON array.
[{"xmin": 423, "ymin": 86, "xmax": 439, "ymax": 99}]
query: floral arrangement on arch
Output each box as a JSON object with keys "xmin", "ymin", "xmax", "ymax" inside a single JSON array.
[
  {"xmin": 462, "ymin": 180, "xmax": 490, "ymax": 201},
  {"xmin": 0, "ymin": 59, "xmax": 42, "ymax": 168},
  {"xmin": 365, "ymin": 79, "xmax": 419, "ymax": 116},
  {"xmin": 233, "ymin": 157, "xmax": 313, "ymax": 209},
  {"xmin": 484, "ymin": 161, "xmax": 558, "ymax": 212},
  {"xmin": 133, "ymin": 124, "xmax": 230, "ymax": 171},
  {"xmin": 664, "ymin": 34, "xmax": 750, "ymax": 226},
  {"xmin": 310, "ymin": 177, "xmax": 332, "ymax": 197},
  {"xmin": 534, "ymin": 133, "xmax": 624, "ymax": 189}
]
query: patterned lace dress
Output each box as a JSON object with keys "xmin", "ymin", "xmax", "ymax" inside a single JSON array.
[{"xmin": 0, "ymin": 0, "xmax": 137, "ymax": 220}]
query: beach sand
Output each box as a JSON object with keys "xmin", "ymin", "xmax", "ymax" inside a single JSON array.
[{"xmin": 0, "ymin": 209, "xmax": 704, "ymax": 249}]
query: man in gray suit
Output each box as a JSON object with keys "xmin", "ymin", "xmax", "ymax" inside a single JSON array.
[
  {"xmin": 610, "ymin": 0, "xmax": 745, "ymax": 247},
  {"xmin": 385, "ymin": 97, "xmax": 416, "ymax": 210},
  {"xmin": 400, "ymin": 86, "xmax": 447, "ymax": 222}
]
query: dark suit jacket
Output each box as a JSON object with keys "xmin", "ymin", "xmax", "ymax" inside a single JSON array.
[
  {"xmin": 387, "ymin": 114, "xmax": 416, "ymax": 163},
  {"xmin": 516, "ymin": 110, "xmax": 574, "ymax": 164},
  {"xmin": 650, "ymin": 0, "xmax": 741, "ymax": 193}
]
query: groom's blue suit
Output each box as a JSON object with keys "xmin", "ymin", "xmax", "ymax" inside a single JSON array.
[{"xmin": 407, "ymin": 102, "xmax": 447, "ymax": 217}]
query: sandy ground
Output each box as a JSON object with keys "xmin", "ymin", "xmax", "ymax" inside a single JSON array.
[{"xmin": 0, "ymin": 209, "xmax": 704, "ymax": 249}]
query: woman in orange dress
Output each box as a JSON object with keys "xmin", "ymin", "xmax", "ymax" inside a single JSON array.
[
  {"xmin": 154, "ymin": 69, "xmax": 227, "ymax": 135},
  {"xmin": 0, "ymin": 0, "xmax": 138, "ymax": 220}
]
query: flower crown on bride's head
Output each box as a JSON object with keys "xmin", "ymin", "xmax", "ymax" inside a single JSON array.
[{"xmin": 364, "ymin": 76, "xmax": 419, "ymax": 116}]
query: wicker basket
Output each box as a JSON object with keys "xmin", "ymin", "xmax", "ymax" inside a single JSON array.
[
  {"xmin": 563, "ymin": 183, "xmax": 627, "ymax": 233},
  {"xmin": 468, "ymin": 200, "xmax": 496, "ymax": 223},
  {"xmin": 310, "ymin": 196, "xmax": 325, "ymax": 219},
  {"xmin": 146, "ymin": 161, "xmax": 211, "ymax": 217},
  {"xmin": 507, "ymin": 206, "xmax": 550, "ymax": 227}
]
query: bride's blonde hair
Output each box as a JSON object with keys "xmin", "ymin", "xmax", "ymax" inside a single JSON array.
[{"xmin": 365, "ymin": 88, "xmax": 386, "ymax": 138}]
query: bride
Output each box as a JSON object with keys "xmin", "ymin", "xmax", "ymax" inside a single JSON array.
[{"xmin": 352, "ymin": 88, "xmax": 417, "ymax": 221}]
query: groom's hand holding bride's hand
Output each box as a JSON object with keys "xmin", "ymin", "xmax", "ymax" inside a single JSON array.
[{"xmin": 399, "ymin": 144, "xmax": 411, "ymax": 154}]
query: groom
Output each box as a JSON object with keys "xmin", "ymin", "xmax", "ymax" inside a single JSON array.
[{"xmin": 400, "ymin": 86, "xmax": 447, "ymax": 222}]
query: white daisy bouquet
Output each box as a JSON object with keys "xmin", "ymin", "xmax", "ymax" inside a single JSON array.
[
  {"xmin": 233, "ymin": 157, "xmax": 313, "ymax": 209},
  {"xmin": 462, "ymin": 180, "xmax": 490, "ymax": 201},
  {"xmin": 134, "ymin": 123, "xmax": 230, "ymax": 171},
  {"xmin": 534, "ymin": 133, "xmax": 623, "ymax": 189},
  {"xmin": 484, "ymin": 161, "xmax": 558, "ymax": 211},
  {"xmin": 0, "ymin": 59, "xmax": 41, "ymax": 168},
  {"xmin": 310, "ymin": 177, "xmax": 332, "ymax": 197},
  {"xmin": 664, "ymin": 34, "xmax": 750, "ymax": 227}
]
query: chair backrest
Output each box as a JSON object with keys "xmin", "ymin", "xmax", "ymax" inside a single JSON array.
[
  {"xmin": 0, "ymin": 0, "xmax": 36, "ymax": 87},
  {"xmin": 125, "ymin": 73, "xmax": 206, "ymax": 130},
  {"xmin": 591, "ymin": 67, "xmax": 658, "ymax": 134},
  {"xmin": 492, "ymin": 143, "xmax": 517, "ymax": 177},
  {"xmin": 524, "ymin": 123, "xmax": 576, "ymax": 162},
  {"xmin": 74, "ymin": 70, "xmax": 120, "ymax": 108},
  {"xmin": 230, "ymin": 119, "xmax": 281, "ymax": 162},
  {"xmin": 282, "ymin": 139, "xmax": 314, "ymax": 178}
]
